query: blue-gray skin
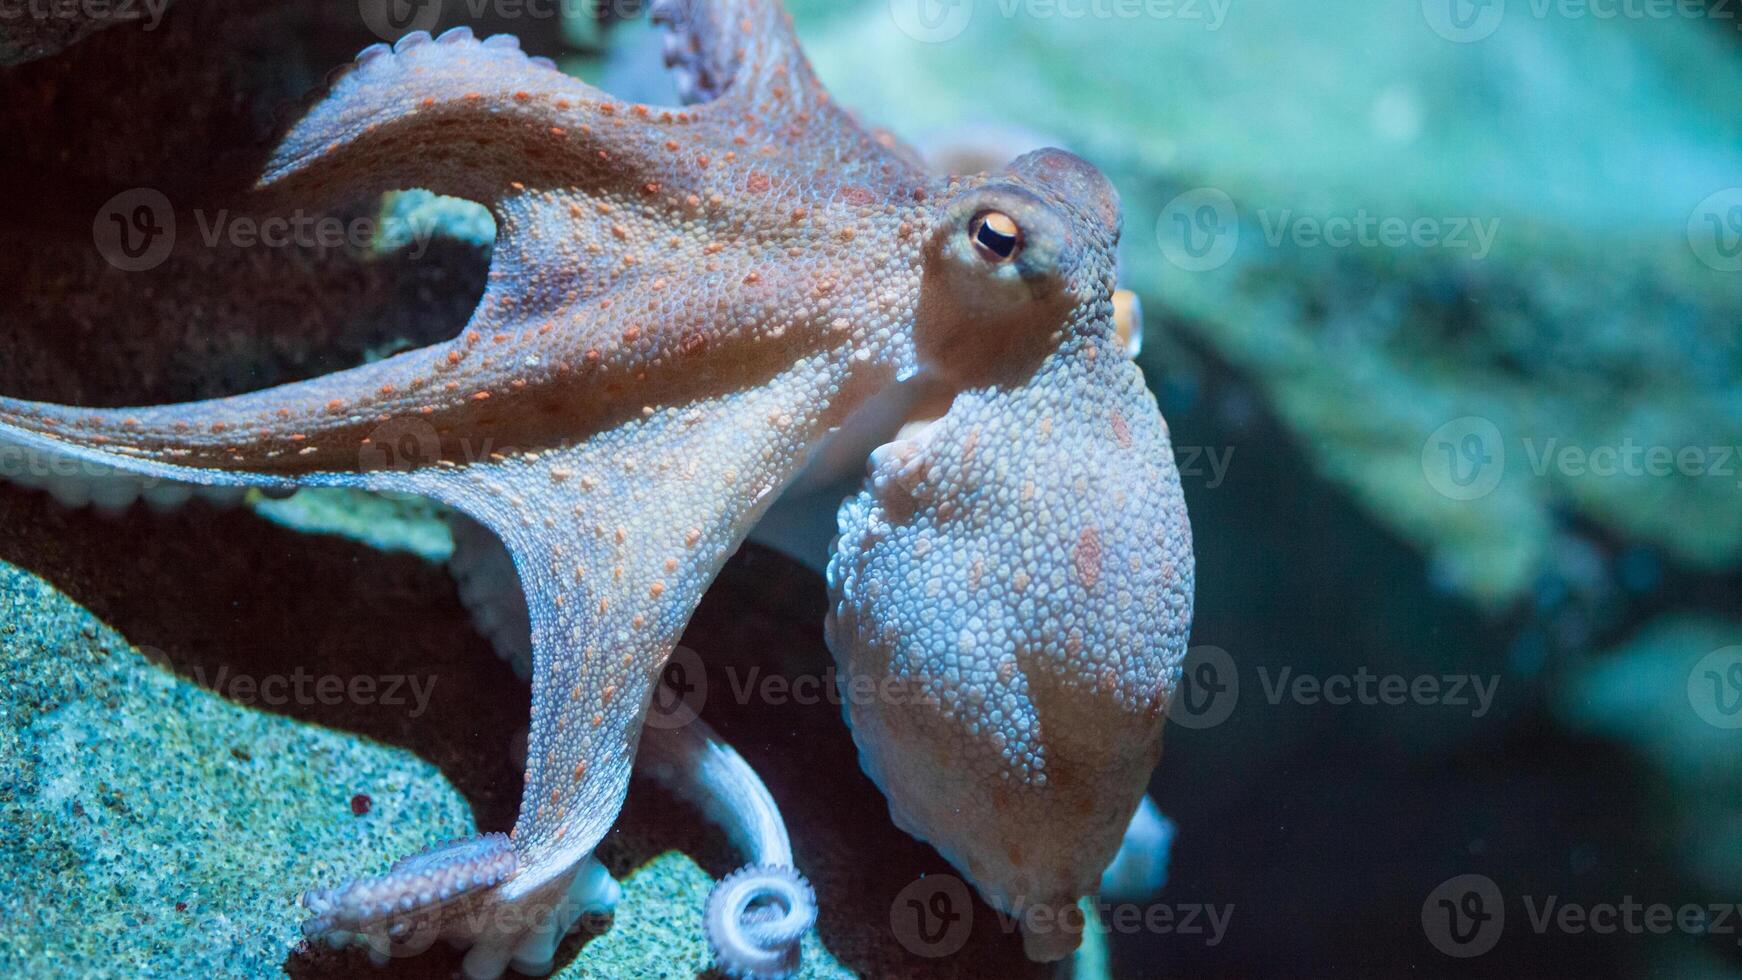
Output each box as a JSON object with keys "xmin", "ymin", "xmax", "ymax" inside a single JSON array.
[
  {"xmin": 828, "ymin": 180, "xmax": 1194, "ymax": 957},
  {"xmin": 0, "ymin": 0, "xmax": 1193, "ymax": 970}
]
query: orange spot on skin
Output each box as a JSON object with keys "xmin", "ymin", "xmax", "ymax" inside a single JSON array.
[
  {"xmin": 1111, "ymin": 410, "xmax": 1132, "ymax": 448},
  {"xmin": 746, "ymin": 172, "xmax": 771, "ymax": 194},
  {"xmin": 1074, "ymin": 527, "xmax": 1103, "ymax": 590},
  {"xmin": 473, "ymin": 392, "xmax": 492, "ymax": 401}
]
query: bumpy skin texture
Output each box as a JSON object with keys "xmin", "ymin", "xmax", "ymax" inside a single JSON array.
[
  {"xmin": 0, "ymin": 0, "xmax": 1193, "ymax": 970},
  {"xmin": 827, "ymin": 173, "xmax": 1194, "ymax": 960}
]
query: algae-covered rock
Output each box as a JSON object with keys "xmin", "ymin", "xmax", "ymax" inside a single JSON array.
[
  {"xmin": 0, "ymin": 558, "xmax": 473, "ymax": 977},
  {"xmin": 794, "ymin": 0, "xmax": 1742, "ymax": 607}
]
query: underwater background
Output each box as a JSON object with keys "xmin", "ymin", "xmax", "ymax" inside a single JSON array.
[{"xmin": 1, "ymin": 0, "xmax": 1739, "ymax": 977}]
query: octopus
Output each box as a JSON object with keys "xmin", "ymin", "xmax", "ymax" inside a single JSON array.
[{"xmin": 0, "ymin": 0, "xmax": 1195, "ymax": 976}]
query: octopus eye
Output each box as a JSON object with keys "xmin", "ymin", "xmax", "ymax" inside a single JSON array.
[{"xmin": 970, "ymin": 211, "xmax": 1021, "ymax": 263}]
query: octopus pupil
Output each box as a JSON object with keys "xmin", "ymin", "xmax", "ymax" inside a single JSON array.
[{"xmin": 974, "ymin": 217, "xmax": 1019, "ymax": 260}]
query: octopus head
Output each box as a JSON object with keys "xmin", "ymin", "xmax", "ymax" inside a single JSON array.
[
  {"xmin": 912, "ymin": 147, "xmax": 1122, "ymax": 386},
  {"xmin": 828, "ymin": 149, "xmax": 1194, "ymax": 961}
]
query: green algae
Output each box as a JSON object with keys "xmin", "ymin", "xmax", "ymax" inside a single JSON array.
[{"xmin": 0, "ymin": 561, "xmax": 473, "ymax": 978}]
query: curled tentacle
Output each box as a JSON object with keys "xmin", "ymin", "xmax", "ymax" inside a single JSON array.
[
  {"xmin": 638, "ymin": 717, "xmax": 817, "ymax": 979},
  {"xmin": 704, "ymin": 864, "xmax": 815, "ymax": 980}
]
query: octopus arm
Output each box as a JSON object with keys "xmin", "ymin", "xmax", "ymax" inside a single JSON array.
[
  {"xmin": 260, "ymin": 28, "xmax": 668, "ymax": 208},
  {"xmin": 289, "ymin": 360, "xmax": 848, "ymax": 975}
]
